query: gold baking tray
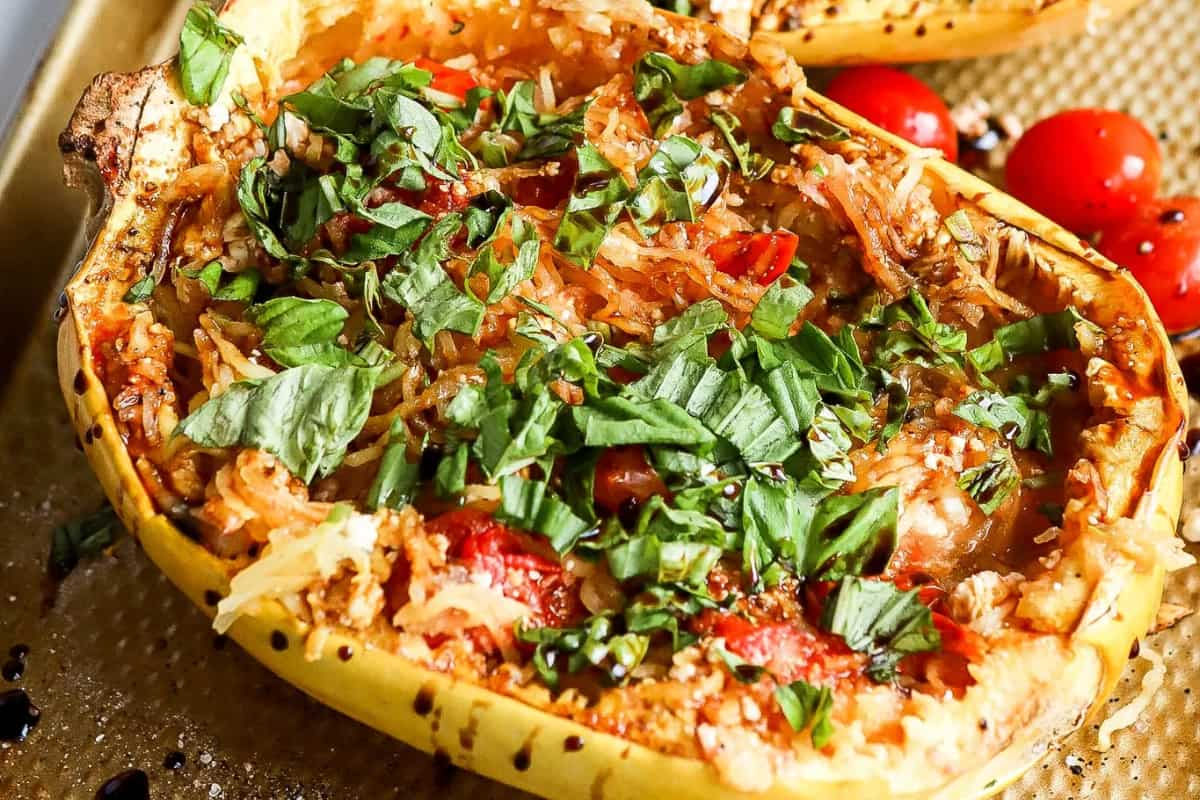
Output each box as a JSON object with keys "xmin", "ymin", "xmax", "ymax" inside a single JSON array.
[{"xmin": 1, "ymin": 0, "xmax": 1197, "ymax": 797}]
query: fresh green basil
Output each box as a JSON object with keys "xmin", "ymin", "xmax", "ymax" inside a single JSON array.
[
  {"xmin": 709, "ymin": 109, "xmax": 774, "ymax": 180},
  {"xmin": 552, "ymin": 144, "xmax": 632, "ymax": 266},
  {"xmin": 632, "ymin": 52, "xmax": 746, "ymax": 136},
  {"xmin": 819, "ymin": 576, "xmax": 941, "ymax": 683},
  {"xmin": 957, "ymin": 449, "xmax": 1020, "ymax": 516},
  {"xmin": 178, "ymin": 3, "xmax": 244, "ymax": 106},
  {"xmin": 775, "ymin": 680, "xmax": 835, "ymax": 748},
  {"xmin": 175, "ymin": 362, "xmax": 380, "ymax": 482},
  {"xmin": 627, "ymin": 136, "xmax": 726, "ymax": 237},
  {"xmin": 771, "ymin": 107, "xmax": 850, "ymax": 145}
]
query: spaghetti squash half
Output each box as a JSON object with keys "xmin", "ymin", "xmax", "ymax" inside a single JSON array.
[{"xmin": 58, "ymin": 1, "xmax": 1188, "ymax": 797}]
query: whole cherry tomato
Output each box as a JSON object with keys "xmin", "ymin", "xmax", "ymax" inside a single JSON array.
[
  {"xmin": 1005, "ymin": 108, "xmax": 1161, "ymax": 234},
  {"xmin": 822, "ymin": 66, "xmax": 958, "ymax": 161},
  {"xmin": 1097, "ymin": 197, "xmax": 1200, "ymax": 334},
  {"xmin": 707, "ymin": 230, "xmax": 799, "ymax": 285}
]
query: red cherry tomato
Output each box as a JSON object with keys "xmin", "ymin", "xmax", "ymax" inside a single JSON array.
[
  {"xmin": 823, "ymin": 66, "xmax": 957, "ymax": 161},
  {"xmin": 707, "ymin": 230, "xmax": 798, "ymax": 285},
  {"xmin": 1097, "ymin": 197, "xmax": 1200, "ymax": 334},
  {"xmin": 414, "ymin": 57, "xmax": 479, "ymax": 100},
  {"xmin": 1005, "ymin": 109, "xmax": 1161, "ymax": 234},
  {"xmin": 593, "ymin": 446, "xmax": 669, "ymax": 514}
]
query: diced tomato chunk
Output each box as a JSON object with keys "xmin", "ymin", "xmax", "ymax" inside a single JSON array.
[
  {"xmin": 414, "ymin": 57, "xmax": 479, "ymax": 101},
  {"xmin": 931, "ymin": 612, "xmax": 984, "ymax": 663},
  {"xmin": 425, "ymin": 509, "xmax": 581, "ymax": 628},
  {"xmin": 707, "ymin": 231, "xmax": 799, "ymax": 285},
  {"xmin": 593, "ymin": 446, "xmax": 669, "ymax": 514},
  {"xmin": 513, "ymin": 161, "xmax": 578, "ymax": 207},
  {"xmin": 705, "ymin": 612, "xmax": 858, "ymax": 685}
]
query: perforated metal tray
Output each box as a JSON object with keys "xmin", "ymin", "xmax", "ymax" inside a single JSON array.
[{"xmin": 1, "ymin": 0, "xmax": 1197, "ymax": 797}]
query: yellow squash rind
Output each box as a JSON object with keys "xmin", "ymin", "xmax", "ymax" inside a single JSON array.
[{"xmin": 756, "ymin": 0, "xmax": 1147, "ymax": 64}]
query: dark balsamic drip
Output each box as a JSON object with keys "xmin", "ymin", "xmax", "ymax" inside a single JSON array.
[
  {"xmin": 2, "ymin": 659, "xmax": 24, "ymax": 682},
  {"xmin": 512, "ymin": 743, "xmax": 532, "ymax": 771},
  {"xmin": 431, "ymin": 748, "xmax": 458, "ymax": 786},
  {"xmin": 1184, "ymin": 429, "xmax": 1200, "ymax": 461},
  {"xmin": 1129, "ymin": 638, "xmax": 1141, "ymax": 658},
  {"xmin": 202, "ymin": 590, "xmax": 221, "ymax": 606},
  {"xmin": 616, "ymin": 497, "xmax": 642, "ymax": 529},
  {"xmin": 163, "ymin": 750, "xmax": 186, "ymax": 770},
  {"xmin": 269, "ymin": 630, "xmax": 288, "ymax": 651},
  {"xmin": 337, "ymin": 645, "xmax": 353, "ymax": 661},
  {"xmin": 419, "ymin": 446, "xmax": 444, "ymax": 481},
  {"xmin": 0, "ymin": 689, "xmax": 41, "ymax": 741},
  {"xmin": 9, "ymin": 644, "xmax": 30, "ymax": 660},
  {"xmin": 94, "ymin": 769, "xmax": 150, "ymax": 800},
  {"xmin": 73, "ymin": 369, "xmax": 88, "ymax": 394},
  {"xmin": 563, "ymin": 735, "xmax": 584, "ymax": 752},
  {"xmin": 413, "ymin": 685, "xmax": 435, "ymax": 716},
  {"xmin": 1179, "ymin": 353, "xmax": 1200, "ymax": 395}
]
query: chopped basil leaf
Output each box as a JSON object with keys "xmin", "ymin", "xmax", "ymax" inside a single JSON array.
[
  {"xmin": 607, "ymin": 534, "xmax": 722, "ymax": 585},
  {"xmin": 211, "ymin": 268, "xmax": 261, "ymax": 302},
  {"xmin": 246, "ymin": 296, "xmax": 355, "ymax": 367},
  {"xmin": 180, "ymin": 260, "xmax": 223, "ymax": 295},
  {"xmin": 771, "ymin": 107, "xmax": 850, "ymax": 145},
  {"xmin": 774, "ymin": 680, "xmax": 835, "ymax": 748},
  {"xmin": 966, "ymin": 308, "xmax": 1095, "ymax": 374},
  {"xmin": 552, "ymin": 144, "xmax": 632, "ymax": 266},
  {"xmin": 365, "ymin": 422, "xmax": 420, "ymax": 511},
  {"xmin": 122, "ymin": 274, "xmax": 156, "ymax": 304},
  {"xmin": 49, "ymin": 504, "xmax": 122, "ymax": 579},
  {"xmin": 819, "ymin": 576, "xmax": 941, "ymax": 683},
  {"xmin": 247, "ymin": 296, "xmax": 347, "ymax": 349},
  {"xmin": 740, "ymin": 474, "xmax": 816, "ymax": 582},
  {"xmin": 572, "ymin": 396, "xmax": 718, "ymax": 450},
  {"xmin": 175, "ymin": 363, "xmax": 381, "ymax": 482},
  {"xmin": 709, "ymin": 109, "xmax": 774, "ymax": 180},
  {"xmin": 627, "ymin": 135, "xmax": 726, "ymax": 237},
  {"xmin": 468, "ymin": 214, "xmax": 541, "ymax": 303},
  {"xmin": 651, "ymin": 299, "xmax": 729, "ymax": 360},
  {"xmin": 943, "ymin": 210, "xmax": 986, "ymax": 263},
  {"xmin": 434, "ymin": 443, "xmax": 468, "ymax": 498},
  {"xmin": 957, "ymin": 449, "xmax": 1020, "ymax": 516},
  {"xmin": 497, "ymin": 81, "xmax": 590, "ymax": 162},
  {"xmin": 496, "ymin": 475, "xmax": 593, "ymax": 553},
  {"xmin": 804, "ymin": 487, "xmax": 898, "ymax": 580},
  {"xmin": 178, "ymin": 2, "xmax": 244, "ymax": 106},
  {"xmin": 515, "ymin": 615, "xmax": 650, "ymax": 689},
  {"xmin": 868, "ymin": 289, "xmax": 966, "ymax": 369},
  {"xmin": 379, "ymin": 213, "xmax": 485, "ymax": 340},
  {"xmin": 632, "ymin": 52, "xmax": 746, "ymax": 136},
  {"xmin": 236, "ymin": 157, "xmax": 292, "ymax": 261},
  {"xmin": 631, "ymin": 354, "xmax": 799, "ymax": 463},
  {"xmin": 463, "ymin": 190, "xmax": 513, "ymax": 247},
  {"xmin": 751, "ymin": 279, "xmax": 813, "ymax": 340},
  {"xmin": 952, "ymin": 374, "xmax": 1072, "ymax": 457},
  {"xmin": 649, "ymin": 0, "xmax": 693, "ymax": 13}
]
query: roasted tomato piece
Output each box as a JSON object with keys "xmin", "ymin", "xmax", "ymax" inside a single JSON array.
[
  {"xmin": 426, "ymin": 509, "xmax": 581, "ymax": 628},
  {"xmin": 709, "ymin": 613, "xmax": 858, "ymax": 685},
  {"xmin": 414, "ymin": 56, "xmax": 479, "ymax": 100},
  {"xmin": 593, "ymin": 446, "xmax": 669, "ymax": 514},
  {"xmin": 707, "ymin": 231, "xmax": 798, "ymax": 285}
]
